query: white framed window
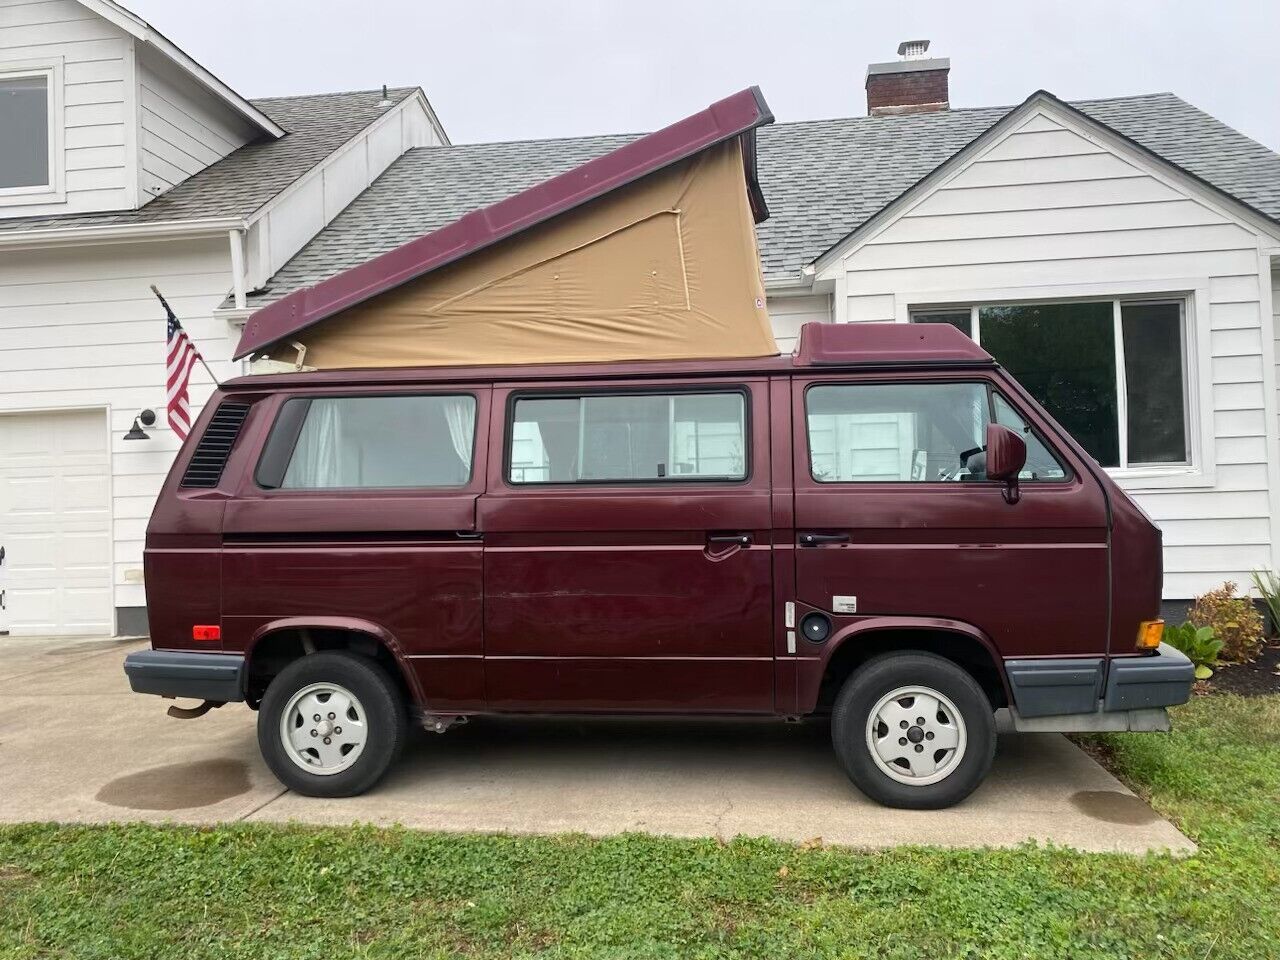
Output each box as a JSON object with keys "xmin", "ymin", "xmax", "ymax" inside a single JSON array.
[
  {"xmin": 0, "ymin": 57, "xmax": 64, "ymax": 206},
  {"xmin": 911, "ymin": 297, "xmax": 1191, "ymax": 472}
]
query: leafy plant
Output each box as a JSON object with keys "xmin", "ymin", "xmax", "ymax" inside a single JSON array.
[
  {"xmin": 1188, "ymin": 581, "xmax": 1265, "ymax": 663},
  {"xmin": 1250, "ymin": 569, "xmax": 1280, "ymax": 638},
  {"xmin": 1162, "ymin": 621, "xmax": 1224, "ymax": 679}
]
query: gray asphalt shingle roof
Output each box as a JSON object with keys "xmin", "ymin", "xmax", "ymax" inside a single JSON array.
[
  {"xmin": 0, "ymin": 87, "xmax": 419, "ymax": 233},
  {"xmin": 242, "ymin": 91, "xmax": 1280, "ymax": 309}
]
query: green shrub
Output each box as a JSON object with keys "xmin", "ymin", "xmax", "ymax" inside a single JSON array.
[
  {"xmin": 1162, "ymin": 622, "xmax": 1224, "ymax": 679},
  {"xmin": 1188, "ymin": 581, "xmax": 1264, "ymax": 663},
  {"xmin": 1250, "ymin": 569, "xmax": 1280, "ymax": 637}
]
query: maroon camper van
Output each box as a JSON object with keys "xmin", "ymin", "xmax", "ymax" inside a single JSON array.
[{"xmin": 124, "ymin": 322, "xmax": 1192, "ymax": 809}]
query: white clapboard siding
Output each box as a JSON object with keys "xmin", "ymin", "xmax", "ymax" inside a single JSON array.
[
  {"xmin": 0, "ymin": 0, "xmax": 134, "ymax": 218},
  {"xmin": 135, "ymin": 47, "xmax": 256, "ymax": 199},
  {"xmin": 247, "ymin": 98, "xmax": 444, "ymax": 287},
  {"xmin": 0, "ymin": 238, "xmax": 235, "ymax": 610},
  {"xmin": 832, "ymin": 108, "xmax": 1277, "ymax": 598},
  {"xmin": 768, "ymin": 294, "xmax": 831, "ymax": 353}
]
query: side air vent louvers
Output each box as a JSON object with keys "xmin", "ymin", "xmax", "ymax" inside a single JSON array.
[{"xmin": 179, "ymin": 401, "xmax": 251, "ymax": 488}]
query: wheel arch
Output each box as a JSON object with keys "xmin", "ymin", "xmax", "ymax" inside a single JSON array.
[
  {"xmin": 244, "ymin": 616, "xmax": 421, "ymax": 707},
  {"xmin": 803, "ymin": 617, "xmax": 1009, "ymax": 713}
]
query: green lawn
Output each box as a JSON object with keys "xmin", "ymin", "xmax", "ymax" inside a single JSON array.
[{"xmin": 1, "ymin": 695, "xmax": 1277, "ymax": 959}]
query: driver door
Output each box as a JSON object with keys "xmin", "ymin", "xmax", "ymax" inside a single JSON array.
[{"xmin": 790, "ymin": 371, "xmax": 1110, "ymax": 660}]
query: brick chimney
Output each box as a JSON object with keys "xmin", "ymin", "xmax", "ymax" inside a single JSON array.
[{"xmin": 865, "ymin": 40, "xmax": 950, "ymax": 117}]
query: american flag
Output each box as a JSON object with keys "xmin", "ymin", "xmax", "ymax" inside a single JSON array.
[{"xmin": 162, "ymin": 299, "xmax": 202, "ymax": 440}]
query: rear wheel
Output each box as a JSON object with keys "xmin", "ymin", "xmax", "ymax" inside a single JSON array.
[
  {"xmin": 258, "ymin": 651, "xmax": 407, "ymax": 797},
  {"xmin": 831, "ymin": 652, "xmax": 995, "ymax": 809}
]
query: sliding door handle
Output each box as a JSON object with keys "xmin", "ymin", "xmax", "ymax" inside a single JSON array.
[
  {"xmin": 707, "ymin": 533, "xmax": 752, "ymax": 546},
  {"xmin": 798, "ymin": 532, "xmax": 850, "ymax": 546}
]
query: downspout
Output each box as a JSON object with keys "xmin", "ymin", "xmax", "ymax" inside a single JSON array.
[{"xmin": 228, "ymin": 227, "xmax": 248, "ymax": 309}]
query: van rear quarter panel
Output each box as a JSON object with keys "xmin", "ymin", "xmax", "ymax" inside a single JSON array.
[
  {"xmin": 145, "ymin": 388, "xmax": 490, "ymax": 710},
  {"xmin": 144, "ymin": 392, "xmax": 261, "ymax": 653}
]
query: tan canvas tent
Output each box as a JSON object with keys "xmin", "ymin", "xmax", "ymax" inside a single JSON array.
[{"xmin": 239, "ymin": 88, "xmax": 780, "ymax": 370}]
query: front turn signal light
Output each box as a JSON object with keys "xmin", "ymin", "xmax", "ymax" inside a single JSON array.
[{"xmin": 1136, "ymin": 619, "xmax": 1164, "ymax": 651}]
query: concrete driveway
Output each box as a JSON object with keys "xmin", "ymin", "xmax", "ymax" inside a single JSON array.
[{"xmin": 0, "ymin": 635, "xmax": 1194, "ymax": 854}]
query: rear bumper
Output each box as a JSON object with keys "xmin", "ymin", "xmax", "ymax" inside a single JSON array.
[
  {"xmin": 124, "ymin": 649, "xmax": 246, "ymax": 702},
  {"xmin": 1002, "ymin": 642, "xmax": 1193, "ymax": 730}
]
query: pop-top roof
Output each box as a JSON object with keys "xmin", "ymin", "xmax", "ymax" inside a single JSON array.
[
  {"xmin": 223, "ymin": 322, "xmax": 993, "ymax": 390},
  {"xmin": 235, "ymin": 87, "xmax": 775, "ymax": 360}
]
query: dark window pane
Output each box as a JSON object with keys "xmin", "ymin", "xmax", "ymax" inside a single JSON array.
[
  {"xmin": 913, "ymin": 311, "xmax": 972, "ymax": 337},
  {"xmin": 980, "ymin": 302, "xmax": 1119, "ymax": 467},
  {"xmin": 1122, "ymin": 302, "xmax": 1186, "ymax": 464},
  {"xmin": 280, "ymin": 395, "xmax": 475, "ymax": 489},
  {"xmin": 0, "ymin": 76, "xmax": 49, "ymax": 189}
]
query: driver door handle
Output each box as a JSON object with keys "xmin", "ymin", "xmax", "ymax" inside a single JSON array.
[
  {"xmin": 798, "ymin": 532, "xmax": 851, "ymax": 546},
  {"xmin": 707, "ymin": 533, "xmax": 752, "ymax": 546}
]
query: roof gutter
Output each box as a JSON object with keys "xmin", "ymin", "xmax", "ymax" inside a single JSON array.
[{"xmin": 0, "ymin": 216, "xmax": 247, "ymax": 250}]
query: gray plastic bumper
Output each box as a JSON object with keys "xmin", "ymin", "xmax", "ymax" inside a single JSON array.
[
  {"xmin": 124, "ymin": 649, "xmax": 245, "ymax": 702},
  {"xmin": 1105, "ymin": 643, "xmax": 1195, "ymax": 711},
  {"xmin": 1002, "ymin": 642, "xmax": 1193, "ymax": 728}
]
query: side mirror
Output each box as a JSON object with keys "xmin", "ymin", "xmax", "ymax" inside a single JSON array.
[{"xmin": 986, "ymin": 423, "xmax": 1027, "ymax": 504}]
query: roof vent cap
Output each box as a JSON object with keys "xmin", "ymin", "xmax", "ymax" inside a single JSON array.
[{"xmin": 897, "ymin": 39, "xmax": 931, "ymax": 60}]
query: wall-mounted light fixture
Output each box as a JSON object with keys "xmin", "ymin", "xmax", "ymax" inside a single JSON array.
[{"xmin": 124, "ymin": 408, "xmax": 157, "ymax": 441}]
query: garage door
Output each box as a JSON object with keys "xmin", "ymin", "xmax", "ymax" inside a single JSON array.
[{"xmin": 0, "ymin": 409, "xmax": 113, "ymax": 636}]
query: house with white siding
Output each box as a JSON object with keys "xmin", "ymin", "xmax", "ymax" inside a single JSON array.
[
  {"xmin": 0, "ymin": 0, "xmax": 446, "ymax": 635},
  {"xmin": 2, "ymin": 6, "xmax": 1279, "ymax": 636}
]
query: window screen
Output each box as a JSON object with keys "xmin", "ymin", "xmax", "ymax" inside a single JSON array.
[
  {"xmin": 509, "ymin": 391, "xmax": 746, "ymax": 483},
  {"xmin": 1121, "ymin": 301, "xmax": 1187, "ymax": 464},
  {"xmin": 0, "ymin": 75, "xmax": 49, "ymax": 190},
  {"xmin": 265, "ymin": 395, "xmax": 476, "ymax": 489}
]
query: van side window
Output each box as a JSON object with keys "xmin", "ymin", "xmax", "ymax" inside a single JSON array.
[
  {"xmin": 258, "ymin": 395, "xmax": 476, "ymax": 490},
  {"xmin": 509, "ymin": 391, "xmax": 747, "ymax": 483},
  {"xmin": 990, "ymin": 391, "xmax": 1069, "ymax": 481},
  {"xmin": 806, "ymin": 382, "xmax": 1067, "ymax": 483},
  {"xmin": 807, "ymin": 382, "xmax": 989, "ymax": 482}
]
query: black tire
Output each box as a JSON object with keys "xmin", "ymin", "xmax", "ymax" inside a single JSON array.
[
  {"xmin": 831, "ymin": 652, "xmax": 995, "ymax": 809},
  {"xmin": 258, "ymin": 651, "xmax": 407, "ymax": 798}
]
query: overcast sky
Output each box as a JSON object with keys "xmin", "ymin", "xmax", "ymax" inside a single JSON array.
[{"xmin": 131, "ymin": 0, "xmax": 1280, "ymax": 151}]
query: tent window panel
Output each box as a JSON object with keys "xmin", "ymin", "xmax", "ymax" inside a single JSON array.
[{"xmin": 509, "ymin": 391, "xmax": 747, "ymax": 484}]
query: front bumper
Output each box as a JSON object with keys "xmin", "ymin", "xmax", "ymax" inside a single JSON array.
[
  {"xmin": 1001, "ymin": 642, "xmax": 1194, "ymax": 731},
  {"xmin": 124, "ymin": 649, "xmax": 246, "ymax": 702}
]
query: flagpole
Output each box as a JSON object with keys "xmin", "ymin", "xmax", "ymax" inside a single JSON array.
[{"xmin": 150, "ymin": 284, "xmax": 221, "ymax": 386}]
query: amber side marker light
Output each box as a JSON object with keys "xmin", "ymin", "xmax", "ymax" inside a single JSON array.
[
  {"xmin": 1136, "ymin": 619, "xmax": 1164, "ymax": 651},
  {"xmin": 192, "ymin": 625, "xmax": 221, "ymax": 642}
]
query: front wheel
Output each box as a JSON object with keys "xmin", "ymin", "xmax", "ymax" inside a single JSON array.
[
  {"xmin": 831, "ymin": 652, "xmax": 996, "ymax": 809},
  {"xmin": 258, "ymin": 651, "xmax": 407, "ymax": 797}
]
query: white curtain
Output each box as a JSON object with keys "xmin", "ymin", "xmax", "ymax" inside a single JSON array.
[
  {"xmin": 443, "ymin": 397, "xmax": 476, "ymax": 477},
  {"xmin": 282, "ymin": 399, "xmax": 347, "ymax": 488}
]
